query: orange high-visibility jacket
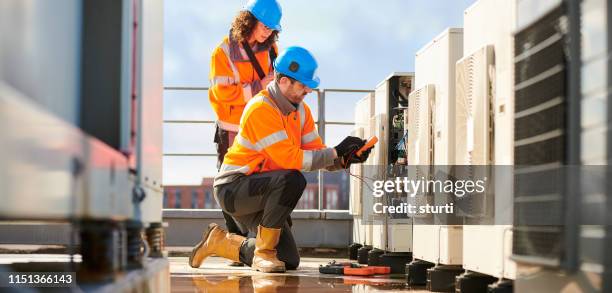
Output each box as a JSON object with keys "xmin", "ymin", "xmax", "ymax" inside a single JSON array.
[
  {"xmin": 209, "ymin": 36, "xmax": 278, "ymax": 132},
  {"xmin": 214, "ymin": 82, "xmax": 341, "ymax": 186}
]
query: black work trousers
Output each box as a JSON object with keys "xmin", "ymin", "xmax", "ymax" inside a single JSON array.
[
  {"xmin": 214, "ymin": 126, "xmax": 246, "ymax": 237},
  {"xmin": 214, "ymin": 169, "xmax": 306, "ymax": 270}
]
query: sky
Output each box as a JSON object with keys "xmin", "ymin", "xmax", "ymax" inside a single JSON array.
[{"xmin": 163, "ymin": 0, "xmax": 475, "ymax": 185}]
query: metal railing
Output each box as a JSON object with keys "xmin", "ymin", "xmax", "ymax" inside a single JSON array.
[{"xmin": 163, "ymin": 86, "xmax": 374, "ymax": 210}]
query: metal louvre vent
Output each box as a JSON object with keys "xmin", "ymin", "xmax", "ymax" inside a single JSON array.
[
  {"xmin": 512, "ymin": 4, "xmax": 568, "ymax": 265},
  {"xmin": 407, "ymin": 85, "xmax": 435, "ymax": 214}
]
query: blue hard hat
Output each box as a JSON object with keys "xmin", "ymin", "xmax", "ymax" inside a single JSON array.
[
  {"xmin": 244, "ymin": 0, "xmax": 282, "ymax": 32},
  {"xmin": 273, "ymin": 46, "xmax": 320, "ymax": 89}
]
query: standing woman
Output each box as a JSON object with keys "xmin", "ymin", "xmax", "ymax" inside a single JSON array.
[{"xmin": 206, "ymin": 0, "xmax": 281, "ymax": 266}]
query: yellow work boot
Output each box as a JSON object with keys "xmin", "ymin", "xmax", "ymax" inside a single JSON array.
[
  {"xmin": 189, "ymin": 223, "xmax": 246, "ymax": 268},
  {"xmin": 252, "ymin": 275, "xmax": 287, "ymax": 293},
  {"xmin": 191, "ymin": 276, "xmax": 241, "ymax": 292},
  {"xmin": 252, "ymin": 225, "xmax": 286, "ymax": 273}
]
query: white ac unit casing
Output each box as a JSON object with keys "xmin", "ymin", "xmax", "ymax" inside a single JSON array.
[
  {"xmin": 413, "ymin": 225, "xmax": 463, "ymax": 264},
  {"xmin": 352, "ymin": 216, "xmax": 366, "ymax": 245},
  {"xmin": 387, "ymin": 220, "xmax": 413, "ymax": 252},
  {"xmin": 413, "ymin": 28, "xmax": 464, "ymax": 265},
  {"xmin": 407, "ymin": 85, "xmax": 435, "ymax": 167},
  {"xmin": 464, "ymin": 0, "xmax": 515, "ymax": 166},
  {"xmin": 350, "ymin": 93, "xmax": 375, "ymax": 216},
  {"xmin": 455, "ymin": 45, "xmax": 494, "ymax": 166},
  {"xmin": 372, "ymin": 220, "xmax": 386, "ymax": 250},
  {"xmin": 415, "ymin": 28, "xmax": 463, "ymax": 166},
  {"xmin": 461, "ymin": 0, "xmax": 516, "ymax": 280},
  {"xmin": 355, "ymin": 93, "xmax": 375, "ymax": 130},
  {"xmin": 463, "ymin": 226, "xmax": 515, "ymax": 279},
  {"xmin": 374, "ymin": 72, "xmax": 414, "ymax": 117},
  {"xmin": 372, "ymin": 220, "xmax": 413, "ymax": 252},
  {"xmin": 358, "ymin": 114, "xmax": 387, "ymax": 247},
  {"xmin": 369, "ymin": 114, "xmax": 387, "ymax": 177},
  {"xmin": 406, "ymin": 85, "xmax": 435, "ymax": 212}
]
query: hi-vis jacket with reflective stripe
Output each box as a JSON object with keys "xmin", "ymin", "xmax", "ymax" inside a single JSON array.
[
  {"xmin": 209, "ymin": 36, "xmax": 278, "ymax": 132},
  {"xmin": 214, "ymin": 82, "xmax": 341, "ymax": 186}
]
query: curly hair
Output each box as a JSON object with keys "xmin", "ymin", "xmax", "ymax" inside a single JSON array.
[{"xmin": 230, "ymin": 10, "xmax": 278, "ymax": 48}]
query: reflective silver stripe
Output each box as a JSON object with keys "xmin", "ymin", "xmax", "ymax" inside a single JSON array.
[
  {"xmin": 241, "ymin": 94, "xmax": 281, "ymax": 126},
  {"xmin": 243, "ymin": 84, "xmax": 253, "ymax": 102},
  {"xmin": 211, "ymin": 76, "xmax": 236, "ymax": 86},
  {"xmin": 301, "ymin": 130, "xmax": 319, "ymax": 144},
  {"xmin": 219, "ymin": 42, "xmax": 241, "ymax": 83},
  {"xmin": 301, "ymin": 150, "xmax": 313, "ymax": 171},
  {"xmin": 235, "ymin": 135, "xmax": 257, "ymax": 151},
  {"xmin": 261, "ymin": 95, "xmax": 278, "ymax": 111},
  {"xmin": 217, "ymin": 120, "xmax": 239, "ymax": 132},
  {"xmin": 298, "ymin": 103, "xmax": 306, "ymax": 130},
  {"xmin": 255, "ymin": 130, "xmax": 288, "ymax": 150},
  {"xmin": 219, "ymin": 163, "xmax": 250, "ymax": 174},
  {"xmin": 235, "ymin": 130, "xmax": 288, "ymax": 151}
]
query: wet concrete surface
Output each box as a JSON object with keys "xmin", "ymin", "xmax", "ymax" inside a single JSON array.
[{"xmin": 171, "ymin": 256, "xmax": 430, "ymax": 292}]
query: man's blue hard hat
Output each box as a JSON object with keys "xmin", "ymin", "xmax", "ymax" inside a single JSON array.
[
  {"xmin": 244, "ymin": 0, "xmax": 282, "ymax": 31},
  {"xmin": 274, "ymin": 46, "xmax": 320, "ymax": 89}
]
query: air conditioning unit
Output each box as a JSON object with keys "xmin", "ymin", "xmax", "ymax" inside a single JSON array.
[
  {"xmin": 413, "ymin": 28, "xmax": 464, "ymax": 266},
  {"xmin": 350, "ymin": 92, "xmax": 375, "ymax": 216},
  {"xmin": 512, "ymin": 3, "xmax": 567, "ymax": 267},
  {"xmin": 460, "ymin": 0, "xmax": 517, "ymax": 280},
  {"xmin": 414, "ymin": 28, "xmax": 464, "ymax": 166},
  {"xmin": 368, "ymin": 114, "xmax": 386, "ymax": 249}
]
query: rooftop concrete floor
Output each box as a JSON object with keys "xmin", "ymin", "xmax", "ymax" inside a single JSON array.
[
  {"xmin": 0, "ymin": 245, "xmax": 429, "ymax": 292},
  {"xmin": 171, "ymin": 256, "xmax": 429, "ymax": 292}
]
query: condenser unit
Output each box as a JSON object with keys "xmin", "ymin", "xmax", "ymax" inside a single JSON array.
[
  {"xmin": 414, "ymin": 28, "xmax": 464, "ymax": 166},
  {"xmin": 512, "ymin": 3, "xmax": 567, "ymax": 267},
  {"xmin": 412, "ymin": 28, "xmax": 464, "ymax": 266},
  {"xmin": 370, "ymin": 73, "xmax": 414, "ymax": 252},
  {"xmin": 350, "ymin": 92, "xmax": 373, "ymax": 216},
  {"xmin": 460, "ymin": 0, "xmax": 517, "ymax": 280},
  {"xmin": 369, "ymin": 114, "xmax": 387, "ymax": 250}
]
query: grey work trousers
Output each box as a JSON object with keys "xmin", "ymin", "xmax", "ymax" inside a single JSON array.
[{"xmin": 214, "ymin": 169, "xmax": 306, "ymax": 270}]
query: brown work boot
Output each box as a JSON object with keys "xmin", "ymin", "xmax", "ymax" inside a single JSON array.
[
  {"xmin": 252, "ymin": 225, "xmax": 286, "ymax": 273},
  {"xmin": 189, "ymin": 223, "xmax": 246, "ymax": 268}
]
